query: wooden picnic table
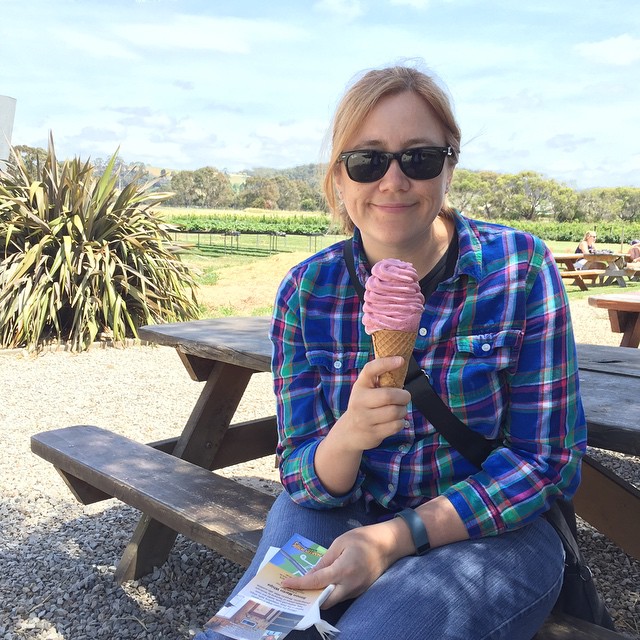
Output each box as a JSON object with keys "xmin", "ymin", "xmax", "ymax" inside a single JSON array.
[
  {"xmin": 553, "ymin": 252, "xmax": 605, "ymax": 291},
  {"xmin": 29, "ymin": 320, "xmax": 639, "ymax": 638},
  {"xmin": 30, "ymin": 322, "xmax": 639, "ymax": 603},
  {"xmin": 572, "ymin": 343, "xmax": 640, "ymax": 565},
  {"xmin": 583, "ymin": 252, "xmax": 629, "ymax": 287},
  {"xmin": 588, "ymin": 291, "xmax": 640, "ymax": 348},
  {"xmin": 554, "ymin": 252, "xmax": 629, "ymax": 290}
]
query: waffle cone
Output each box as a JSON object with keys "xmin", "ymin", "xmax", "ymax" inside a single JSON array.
[{"xmin": 371, "ymin": 329, "xmax": 417, "ymax": 388}]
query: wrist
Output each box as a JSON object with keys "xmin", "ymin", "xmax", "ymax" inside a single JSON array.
[
  {"xmin": 331, "ymin": 412, "xmax": 366, "ymax": 454},
  {"xmin": 372, "ymin": 518, "xmax": 414, "ymax": 565}
]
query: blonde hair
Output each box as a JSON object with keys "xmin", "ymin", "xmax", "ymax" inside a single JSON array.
[{"xmin": 323, "ymin": 64, "xmax": 461, "ymax": 234}]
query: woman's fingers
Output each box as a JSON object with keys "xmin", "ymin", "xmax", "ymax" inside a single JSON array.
[{"xmin": 356, "ymin": 356, "xmax": 405, "ymax": 390}]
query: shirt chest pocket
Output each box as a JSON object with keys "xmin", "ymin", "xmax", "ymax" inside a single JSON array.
[
  {"xmin": 441, "ymin": 330, "xmax": 523, "ymax": 428},
  {"xmin": 306, "ymin": 349, "xmax": 371, "ymax": 415},
  {"xmin": 454, "ymin": 329, "xmax": 523, "ymax": 376}
]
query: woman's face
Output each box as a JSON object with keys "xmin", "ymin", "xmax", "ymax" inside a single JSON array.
[{"xmin": 334, "ymin": 90, "xmax": 454, "ymax": 262}]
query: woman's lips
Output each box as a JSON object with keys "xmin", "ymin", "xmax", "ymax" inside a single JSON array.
[{"xmin": 373, "ymin": 202, "xmax": 414, "ymax": 213}]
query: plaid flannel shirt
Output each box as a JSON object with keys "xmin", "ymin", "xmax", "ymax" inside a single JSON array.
[{"xmin": 269, "ymin": 212, "xmax": 586, "ymax": 538}]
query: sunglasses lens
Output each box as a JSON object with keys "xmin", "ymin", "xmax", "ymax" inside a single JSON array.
[
  {"xmin": 401, "ymin": 148, "xmax": 445, "ymax": 180},
  {"xmin": 345, "ymin": 151, "xmax": 389, "ymax": 183},
  {"xmin": 342, "ymin": 147, "xmax": 449, "ymax": 183}
]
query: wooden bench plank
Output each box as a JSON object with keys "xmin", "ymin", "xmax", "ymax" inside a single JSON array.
[
  {"xmin": 578, "ymin": 369, "xmax": 640, "ymax": 455},
  {"xmin": 30, "ymin": 425, "xmax": 275, "ymax": 569},
  {"xmin": 560, "ymin": 269, "xmax": 606, "ymax": 278},
  {"xmin": 560, "ymin": 270, "xmax": 606, "ymax": 291},
  {"xmin": 148, "ymin": 417, "xmax": 278, "ymax": 468},
  {"xmin": 63, "ymin": 417, "xmax": 278, "ymax": 508},
  {"xmin": 535, "ymin": 613, "xmax": 624, "ymax": 639}
]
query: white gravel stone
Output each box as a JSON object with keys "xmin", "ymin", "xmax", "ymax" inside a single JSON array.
[{"xmin": 1, "ymin": 300, "xmax": 639, "ymax": 638}]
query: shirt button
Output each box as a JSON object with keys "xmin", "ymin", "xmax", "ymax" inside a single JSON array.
[
  {"xmin": 398, "ymin": 444, "xmax": 409, "ymax": 453},
  {"xmin": 481, "ymin": 343, "xmax": 491, "ymax": 352},
  {"xmin": 387, "ymin": 483, "xmax": 394, "ymax": 492},
  {"xmin": 419, "ymin": 328, "xmax": 427, "ymax": 336},
  {"xmin": 333, "ymin": 361, "xmax": 342, "ymax": 369}
]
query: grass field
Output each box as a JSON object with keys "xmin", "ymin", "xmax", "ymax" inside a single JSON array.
[{"xmin": 178, "ymin": 232, "xmax": 639, "ymax": 318}]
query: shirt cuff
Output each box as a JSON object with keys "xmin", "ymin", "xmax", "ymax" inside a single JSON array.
[
  {"xmin": 294, "ymin": 440, "xmax": 365, "ymax": 508},
  {"xmin": 442, "ymin": 479, "xmax": 504, "ymax": 539}
]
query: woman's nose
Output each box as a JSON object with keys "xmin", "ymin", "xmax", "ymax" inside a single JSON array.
[{"xmin": 378, "ymin": 158, "xmax": 410, "ymax": 190}]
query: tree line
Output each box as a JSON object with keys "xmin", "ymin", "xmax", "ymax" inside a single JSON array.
[
  {"xmin": 10, "ymin": 145, "xmax": 640, "ymax": 222},
  {"xmin": 161, "ymin": 164, "xmax": 640, "ymax": 224}
]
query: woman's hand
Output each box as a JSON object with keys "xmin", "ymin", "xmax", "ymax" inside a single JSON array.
[
  {"xmin": 281, "ymin": 519, "xmax": 406, "ymax": 609},
  {"xmin": 312, "ymin": 357, "xmax": 412, "ymax": 496},
  {"xmin": 336, "ymin": 356, "xmax": 412, "ymax": 452}
]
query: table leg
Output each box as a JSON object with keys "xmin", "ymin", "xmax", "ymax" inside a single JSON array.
[
  {"xmin": 572, "ymin": 276, "xmax": 588, "ymax": 291},
  {"xmin": 573, "ymin": 455, "xmax": 640, "ymax": 560},
  {"xmin": 114, "ymin": 360, "xmax": 256, "ymax": 582},
  {"xmin": 600, "ymin": 261, "xmax": 627, "ymax": 287},
  {"xmin": 608, "ymin": 310, "xmax": 640, "ymax": 348}
]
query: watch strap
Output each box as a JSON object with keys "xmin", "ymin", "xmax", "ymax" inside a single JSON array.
[{"xmin": 394, "ymin": 508, "xmax": 431, "ymax": 555}]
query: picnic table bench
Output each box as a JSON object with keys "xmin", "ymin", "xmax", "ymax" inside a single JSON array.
[{"xmin": 31, "ymin": 319, "xmax": 639, "ymax": 639}]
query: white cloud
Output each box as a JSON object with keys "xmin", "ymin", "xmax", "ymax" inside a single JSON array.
[
  {"xmin": 575, "ymin": 34, "xmax": 640, "ymax": 66},
  {"xmin": 313, "ymin": 0, "xmax": 365, "ymax": 21},
  {"xmin": 546, "ymin": 134, "xmax": 595, "ymax": 153},
  {"xmin": 389, "ymin": 0, "xmax": 430, "ymax": 8},
  {"xmin": 115, "ymin": 15, "xmax": 306, "ymax": 54},
  {"xmin": 51, "ymin": 27, "xmax": 138, "ymax": 60}
]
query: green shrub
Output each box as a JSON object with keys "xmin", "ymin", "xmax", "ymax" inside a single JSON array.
[
  {"xmin": 488, "ymin": 219, "xmax": 640, "ymax": 244},
  {"xmin": 0, "ymin": 136, "xmax": 200, "ymax": 351},
  {"xmin": 164, "ymin": 212, "xmax": 335, "ymax": 235}
]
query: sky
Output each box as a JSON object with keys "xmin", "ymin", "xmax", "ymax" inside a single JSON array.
[{"xmin": 2, "ymin": 0, "xmax": 639, "ymax": 189}]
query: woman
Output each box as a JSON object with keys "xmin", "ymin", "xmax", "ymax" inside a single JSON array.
[
  {"xmin": 576, "ymin": 231, "xmax": 598, "ymax": 255},
  {"xmin": 574, "ymin": 231, "xmax": 598, "ymax": 269},
  {"xmin": 205, "ymin": 65, "xmax": 586, "ymax": 640}
]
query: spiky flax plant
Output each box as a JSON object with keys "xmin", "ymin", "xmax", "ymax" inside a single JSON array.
[{"xmin": 0, "ymin": 136, "xmax": 200, "ymax": 351}]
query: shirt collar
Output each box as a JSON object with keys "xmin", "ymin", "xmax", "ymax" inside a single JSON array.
[
  {"xmin": 452, "ymin": 212, "xmax": 484, "ymax": 282},
  {"xmin": 351, "ymin": 211, "xmax": 484, "ymax": 285}
]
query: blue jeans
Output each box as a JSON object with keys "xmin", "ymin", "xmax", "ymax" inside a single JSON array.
[{"xmin": 200, "ymin": 491, "xmax": 564, "ymax": 640}]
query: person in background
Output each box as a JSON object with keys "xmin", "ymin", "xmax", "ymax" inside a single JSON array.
[
  {"xmin": 574, "ymin": 231, "xmax": 598, "ymax": 270},
  {"xmin": 629, "ymin": 239, "xmax": 640, "ymax": 263},
  {"xmin": 199, "ymin": 63, "xmax": 586, "ymax": 640}
]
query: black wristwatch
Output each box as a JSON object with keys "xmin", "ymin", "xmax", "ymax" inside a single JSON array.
[{"xmin": 394, "ymin": 508, "xmax": 431, "ymax": 555}]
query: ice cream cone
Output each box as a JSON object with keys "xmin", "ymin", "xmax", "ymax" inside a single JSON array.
[{"xmin": 371, "ymin": 329, "xmax": 417, "ymax": 388}]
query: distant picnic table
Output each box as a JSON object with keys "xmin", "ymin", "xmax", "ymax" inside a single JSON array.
[
  {"xmin": 553, "ymin": 252, "xmax": 628, "ymax": 290},
  {"xmin": 588, "ymin": 291, "xmax": 640, "ymax": 347}
]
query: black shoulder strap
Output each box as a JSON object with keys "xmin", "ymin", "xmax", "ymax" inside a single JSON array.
[{"xmin": 343, "ymin": 238, "xmax": 495, "ymax": 469}]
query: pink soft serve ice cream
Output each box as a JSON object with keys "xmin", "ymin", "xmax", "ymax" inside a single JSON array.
[
  {"xmin": 362, "ymin": 259, "xmax": 425, "ymax": 387},
  {"xmin": 363, "ymin": 259, "xmax": 424, "ymax": 334}
]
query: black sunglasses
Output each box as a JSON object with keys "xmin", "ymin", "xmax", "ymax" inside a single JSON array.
[{"xmin": 338, "ymin": 146, "xmax": 453, "ymax": 183}]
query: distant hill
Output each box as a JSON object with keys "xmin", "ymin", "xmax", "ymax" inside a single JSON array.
[{"xmin": 144, "ymin": 165, "xmax": 323, "ymax": 189}]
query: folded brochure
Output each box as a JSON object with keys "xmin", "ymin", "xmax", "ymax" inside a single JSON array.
[{"xmin": 198, "ymin": 533, "xmax": 339, "ymax": 639}]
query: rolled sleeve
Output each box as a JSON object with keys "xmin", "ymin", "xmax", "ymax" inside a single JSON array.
[{"xmin": 443, "ymin": 247, "xmax": 586, "ymax": 538}]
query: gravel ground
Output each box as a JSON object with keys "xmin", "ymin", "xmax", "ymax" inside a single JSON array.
[{"xmin": 1, "ymin": 299, "xmax": 638, "ymax": 639}]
